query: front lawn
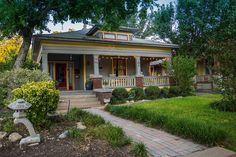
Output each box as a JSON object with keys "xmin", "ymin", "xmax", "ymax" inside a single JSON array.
[{"xmin": 106, "ymin": 94, "xmax": 236, "ymax": 151}]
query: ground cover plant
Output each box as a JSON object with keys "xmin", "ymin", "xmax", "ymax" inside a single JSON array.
[
  {"xmin": 0, "ymin": 107, "xmax": 145, "ymax": 157},
  {"xmin": 106, "ymin": 94, "xmax": 236, "ymax": 151}
]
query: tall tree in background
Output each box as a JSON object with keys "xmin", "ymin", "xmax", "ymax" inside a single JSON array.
[{"xmin": 0, "ymin": 0, "xmax": 155, "ymax": 69}]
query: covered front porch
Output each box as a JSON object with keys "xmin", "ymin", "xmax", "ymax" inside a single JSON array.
[{"xmin": 41, "ymin": 54, "xmax": 171, "ymax": 90}]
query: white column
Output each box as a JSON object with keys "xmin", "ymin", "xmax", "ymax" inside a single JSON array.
[
  {"xmin": 93, "ymin": 54, "xmax": 99, "ymax": 76},
  {"xmin": 135, "ymin": 56, "xmax": 142, "ymax": 76},
  {"xmin": 41, "ymin": 53, "xmax": 48, "ymax": 73}
]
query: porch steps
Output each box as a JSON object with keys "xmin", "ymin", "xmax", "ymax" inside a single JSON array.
[{"xmin": 57, "ymin": 92, "xmax": 102, "ymax": 113}]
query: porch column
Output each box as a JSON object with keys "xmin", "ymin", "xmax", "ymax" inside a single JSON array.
[
  {"xmin": 135, "ymin": 56, "xmax": 144, "ymax": 88},
  {"xmin": 41, "ymin": 53, "xmax": 48, "ymax": 73},
  {"xmin": 90, "ymin": 54, "xmax": 103, "ymax": 89}
]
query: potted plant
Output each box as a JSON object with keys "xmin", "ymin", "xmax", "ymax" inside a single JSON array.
[{"xmin": 85, "ymin": 79, "xmax": 93, "ymax": 90}]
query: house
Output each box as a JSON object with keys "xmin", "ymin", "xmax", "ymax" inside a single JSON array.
[{"xmin": 32, "ymin": 25, "xmax": 178, "ymax": 95}]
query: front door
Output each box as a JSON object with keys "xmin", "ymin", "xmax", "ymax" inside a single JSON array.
[{"xmin": 55, "ymin": 63, "xmax": 67, "ymax": 90}]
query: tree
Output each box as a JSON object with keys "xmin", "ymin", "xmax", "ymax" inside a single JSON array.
[
  {"xmin": 172, "ymin": 55, "xmax": 196, "ymax": 96},
  {"xmin": 0, "ymin": 0, "xmax": 155, "ymax": 69},
  {"xmin": 152, "ymin": 2, "xmax": 175, "ymax": 43}
]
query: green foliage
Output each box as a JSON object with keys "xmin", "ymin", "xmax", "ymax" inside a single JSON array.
[
  {"xmin": 0, "ymin": 87, "xmax": 7, "ymax": 108},
  {"xmin": 211, "ymin": 100, "xmax": 236, "ymax": 112},
  {"xmin": 110, "ymin": 88, "xmax": 128, "ymax": 104},
  {"xmin": 68, "ymin": 127, "xmax": 82, "ymax": 138},
  {"xmin": 144, "ymin": 86, "xmax": 161, "ymax": 100},
  {"xmin": 12, "ymin": 81, "xmax": 59, "ymax": 127},
  {"xmin": 22, "ymin": 58, "xmax": 40, "ymax": 70},
  {"xmin": 132, "ymin": 142, "xmax": 148, "ymax": 157},
  {"xmin": 160, "ymin": 87, "xmax": 169, "ymax": 98},
  {"xmin": 93, "ymin": 123, "xmax": 130, "ymax": 147},
  {"xmin": 106, "ymin": 95, "xmax": 233, "ymax": 148},
  {"xmin": 2, "ymin": 118, "xmax": 14, "ymax": 133},
  {"xmin": 172, "ymin": 56, "xmax": 196, "ymax": 96},
  {"xmin": 128, "ymin": 87, "xmax": 145, "ymax": 101},
  {"xmin": 66, "ymin": 108, "xmax": 86, "ymax": 121},
  {"xmin": 168, "ymin": 86, "xmax": 180, "ymax": 97},
  {"xmin": 81, "ymin": 114, "xmax": 105, "ymax": 127}
]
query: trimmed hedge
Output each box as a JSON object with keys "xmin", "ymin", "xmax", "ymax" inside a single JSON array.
[
  {"xmin": 12, "ymin": 81, "xmax": 59, "ymax": 127},
  {"xmin": 110, "ymin": 88, "xmax": 128, "ymax": 104},
  {"xmin": 128, "ymin": 87, "xmax": 145, "ymax": 101},
  {"xmin": 144, "ymin": 86, "xmax": 161, "ymax": 100},
  {"xmin": 105, "ymin": 105, "xmax": 227, "ymax": 145}
]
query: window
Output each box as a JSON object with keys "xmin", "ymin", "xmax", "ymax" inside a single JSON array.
[
  {"xmin": 104, "ymin": 33, "xmax": 115, "ymax": 39},
  {"xmin": 117, "ymin": 34, "xmax": 128, "ymax": 40}
]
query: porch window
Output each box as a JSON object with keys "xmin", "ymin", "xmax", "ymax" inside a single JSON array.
[
  {"xmin": 117, "ymin": 34, "xmax": 128, "ymax": 40},
  {"xmin": 113, "ymin": 59, "xmax": 127, "ymax": 76}
]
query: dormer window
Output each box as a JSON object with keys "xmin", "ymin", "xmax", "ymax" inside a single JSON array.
[
  {"xmin": 104, "ymin": 33, "xmax": 116, "ymax": 39},
  {"xmin": 117, "ymin": 34, "xmax": 128, "ymax": 40}
]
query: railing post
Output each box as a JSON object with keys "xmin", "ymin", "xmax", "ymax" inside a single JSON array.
[{"xmin": 136, "ymin": 76, "xmax": 144, "ymax": 88}]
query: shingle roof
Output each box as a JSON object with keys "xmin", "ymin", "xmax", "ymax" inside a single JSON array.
[{"xmin": 33, "ymin": 27, "xmax": 178, "ymax": 48}]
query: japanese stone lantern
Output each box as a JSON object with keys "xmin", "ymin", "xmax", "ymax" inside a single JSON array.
[{"xmin": 8, "ymin": 99, "xmax": 40, "ymax": 145}]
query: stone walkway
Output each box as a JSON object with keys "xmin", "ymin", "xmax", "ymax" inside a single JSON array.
[{"xmin": 85, "ymin": 108, "xmax": 206, "ymax": 157}]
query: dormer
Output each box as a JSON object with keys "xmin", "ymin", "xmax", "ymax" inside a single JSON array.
[{"xmin": 86, "ymin": 25, "xmax": 138, "ymax": 41}]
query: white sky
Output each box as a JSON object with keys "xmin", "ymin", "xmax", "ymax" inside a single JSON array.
[{"xmin": 46, "ymin": 0, "xmax": 175, "ymax": 34}]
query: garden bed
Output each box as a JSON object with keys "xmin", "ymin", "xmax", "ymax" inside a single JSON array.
[
  {"xmin": 0, "ymin": 108, "xmax": 137, "ymax": 157},
  {"xmin": 106, "ymin": 94, "xmax": 236, "ymax": 152}
]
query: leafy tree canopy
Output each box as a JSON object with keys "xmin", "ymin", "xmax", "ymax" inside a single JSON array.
[{"xmin": 0, "ymin": 0, "xmax": 155, "ymax": 68}]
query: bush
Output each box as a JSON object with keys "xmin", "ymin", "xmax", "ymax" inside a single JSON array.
[
  {"xmin": 12, "ymin": 81, "xmax": 59, "ymax": 127},
  {"xmin": 110, "ymin": 88, "xmax": 128, "ymax": 104},
  {"xmin": 2, "ymin": 118, "xmax": 14, "ymax": 133},
  {"xmin": 144, "ymin": 86, "xmax": 161, "ymax": 100},
  {"xmin": 132, "ymin": 142, "xmax": 148, "ymax": 157},
  {"xmin": 210, "ymin": 100, "xmax": 236, "ymax": 112},
  {"xmin": 0, "ymin": 68, "xmax": 50, "ymax": 98},
  {"xmin": 93, "ymin": 123, "xmax": 130, "ymax": 147},
  {"xmin": 128, "ymin": 87, "xmax": 145, "ymax": 101},
  {"xmin": 168, "ymin": 86, "xmax": 180, "ymax": 97},
  {"xmin": 0, "ymin": 87, "xmax": 7, "ymax": 108},
  {"xmin": 160, "ymin": 87, "xmax": 169, "ymax": 98},
  {"xmin": 172, "ymin": 56, "xmax": 196, "ymax": 96}
]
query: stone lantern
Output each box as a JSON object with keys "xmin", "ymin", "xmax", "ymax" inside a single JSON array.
[{"xmin": 8, "ymin": 99, "xmax": 40, "ymax": 146}]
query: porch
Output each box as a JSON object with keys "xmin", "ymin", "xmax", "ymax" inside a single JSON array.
[{"xmin": 41, "ymin": 54, "xmax": 171, "ymax": 90}]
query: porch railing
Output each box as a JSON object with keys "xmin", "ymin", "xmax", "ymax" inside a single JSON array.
[
  {"xmin": 196, "ymin": 75, "xmax": 212, "ymax": 83},
  {"xmin": 143, "ymin": 76, "xmax": 170, "ymax": 86},
  {"xmin": 102, "ymin": 76, "xmax": 136, "ymax": 89}
]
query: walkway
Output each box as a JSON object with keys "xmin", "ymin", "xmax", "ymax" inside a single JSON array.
[{"xmin": 85, "ymin": 108, "xmax": 206, "ymax": 157}]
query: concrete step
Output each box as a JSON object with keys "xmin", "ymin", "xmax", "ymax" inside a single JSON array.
[
  {"xmin": 57, "ymin": 102, "xmax": 101, "ymax": 110},
  {"xmin": 60, "ymin": 95, "xmax": 97, "ymax": 99},
  {"xmin": 60, "ymin": 97, "xmax": 98, "ymax": 102}
]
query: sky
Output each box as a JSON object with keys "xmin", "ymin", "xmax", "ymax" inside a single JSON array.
[{"xmin": 46, "ymin": 0, "xmax": 175, "ymax": 34}]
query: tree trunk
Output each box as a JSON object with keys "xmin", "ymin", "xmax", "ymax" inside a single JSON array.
[{"xmin": 13, "ymin": 34, "xmax": 32, "ymax": 69}]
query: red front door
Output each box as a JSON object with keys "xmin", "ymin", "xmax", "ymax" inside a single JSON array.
[{"xmin": 55, "ymin": 63, "xmax": 67, "ymax": 90}]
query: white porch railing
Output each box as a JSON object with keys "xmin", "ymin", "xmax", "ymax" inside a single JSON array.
[
  {"xmin": 196, "ymin": 75, "xmax": 212, "ymax": 83},
  {"xmin": 102, "ymin": 76, "xmax": 136, "ymax": 89},
  {"xmin": 143, "ymin": 76, "xmax": 170, "ymax": 86}
]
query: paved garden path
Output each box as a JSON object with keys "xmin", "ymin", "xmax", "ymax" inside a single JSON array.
[{"xmin": 85, "ymin": 108, "xmax": 206, "ymax": 157}]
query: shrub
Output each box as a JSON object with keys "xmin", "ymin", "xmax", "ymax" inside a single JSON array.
[
  {"xmin": 172, "ymin": 56, "xmax": 196, "ymax": 96},
  {"xmin": 168, "ymin": 86, "xmax": 180, "ymax": 97},
  {"xmin": 128, "ymin": 87, "xmax": 145, "ymax": 101},
  {"xmin": 0, "ymin": 68, "xmax": 50, "ymax": 98},
  {"xmin": 2, "ymin": 118, "xmax": 14, "ymax": 133},
  {"xmin": 12, "ymin": 81, "xmax": 59, "ymax": 127},
  {"xmin": 145, "ymin": 86, "xmax": 161, "ymax": 100},
  {"xmin": 132, "ymin": 142, "xmax": 148, "ymax": 157},
  {"xmin": 210, "ymin": 100, "xmax": 236, "ymax": 112},
  {"xmin": 160, "ymin": 87, "xmax": 169, "ymax": 98},
  {"xmin": 93, "ymin": 123, "xmax": 130, "ymax": 147},
  {"xmin": 0, "ymin": 87, "xmax": 7, "ymax": 107},
  {"xmin": 110, "ymin": 88, "xmax": 128, "ymax": 104}
]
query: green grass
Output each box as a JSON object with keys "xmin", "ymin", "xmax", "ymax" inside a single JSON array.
[
  {"xmin": 106, "ymin": 94, "xmax": 236, "ymax": 151},
  {"xmin": 132, "ymin": 142, "xmax": 148, "ymax": 157}
]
